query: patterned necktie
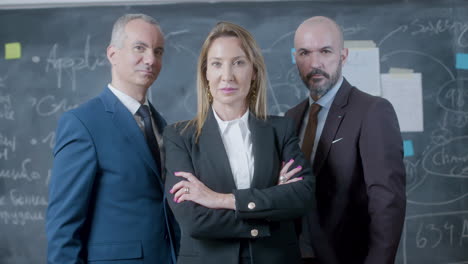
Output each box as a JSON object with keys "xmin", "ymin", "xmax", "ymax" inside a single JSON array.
[
  {"xmin": 301, "ymin": 103, "xmax": 321, "ymax": 161},
  {"xmin": 137, "ymin": 105, "xmax": 162, "ymax": 172}
]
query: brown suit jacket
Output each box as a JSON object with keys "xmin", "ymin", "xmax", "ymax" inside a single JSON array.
[{"xmin": 285, "ymin": 78, "xmax": 406, "ymax": 264}]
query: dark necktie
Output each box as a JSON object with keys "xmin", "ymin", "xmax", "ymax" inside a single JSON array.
[
  {"xmin": 137, "ymin": 105, "xmax": 162, "ymax": 172},
  {"xmin": 301, "ymin": 103, "xmax": 321, "ymax": 161}
]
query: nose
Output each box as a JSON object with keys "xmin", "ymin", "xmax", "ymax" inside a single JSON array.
[
  {"xmin": 309, "ymin": 52, "xmax": 322, "ymax": 69},
  {"xmin": 143, "ymin": 51, "xmax": 156, "ymax": 66},
  {"xmin": 221, "ymin": 64, "xmax": 234, "ymax": 81}
]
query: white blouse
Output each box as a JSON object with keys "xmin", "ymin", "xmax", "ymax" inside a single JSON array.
[{"xmin": 213, "ymin": 108, "xmax": 254, "ymax": 190}]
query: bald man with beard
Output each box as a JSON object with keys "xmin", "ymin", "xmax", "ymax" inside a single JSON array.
[{"xmin": 286, "ymin": 16, "xmax": 406, "ymax": 264}]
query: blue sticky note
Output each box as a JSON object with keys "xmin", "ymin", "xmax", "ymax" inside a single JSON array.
[
  {"xmin": 291, "ymin": 48, "xmax": 296, "ymax": 64},
  {"xmin": 403, "ymin": 140, "xmax": 414, "ymax": 157},
  {"xmin": 455, "ymin": 53, "xmax": 468, "ymax": 70}
]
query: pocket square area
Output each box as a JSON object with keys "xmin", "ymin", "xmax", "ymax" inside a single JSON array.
[{"xmin": 332, "ymin": 138, "xmax": 343, "ymax": 144}]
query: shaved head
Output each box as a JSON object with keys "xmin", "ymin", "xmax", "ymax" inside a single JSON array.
[{"xmin": 295, "ymin": 16, "xmax": 344, "ymax": 50}]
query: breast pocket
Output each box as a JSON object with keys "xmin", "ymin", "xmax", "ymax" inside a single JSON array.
[{"xmin": 87, "ymin": 241, "xmax": 143, "ymax": 263}]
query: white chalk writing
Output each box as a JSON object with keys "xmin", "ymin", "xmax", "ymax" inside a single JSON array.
[
  {"xmin": 0, "ymin": 158, "xmax": 41, "ymax": 181},
  {"xmin": 0, "ymin": 133, "xmax": 16, "ymax": 152},
  {"xmin": 0, "ymin": 210, "xmax": 44, "ymax": 225},
  {"xmin": 411, "ymin": 19, "xmax": 468, "ymax": 47},
  {"xmin": 0, "ymin": 93, "xmax": 14, "ymax": 120},
  {"xmin": 9, "ymin": 189, "xmax": 48, "ymax": 207},
  {"xmin": 45, "ymin": 35, "xmax": 108, "ymax": 90},
  {"xmin": 30, "ymin": 95, "xmax": 78, "ymax": 117}
]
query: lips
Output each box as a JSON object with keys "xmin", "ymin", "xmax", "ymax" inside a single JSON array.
[
  {"xmin": 220, "ymin": 87, "xmax": 238, "ymax": 93},
  {"xmin": 139, "ymin": 70, "xmax": 154, "ymax": 75},
  {"xmin": 136, "ymin": 68, "xmax": 154, "ymax": 75}
]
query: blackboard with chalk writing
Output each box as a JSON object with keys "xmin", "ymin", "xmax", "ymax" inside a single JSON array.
[{"xmin": 1, "ymin": 1, "xmax": 468, "ymax": 263}]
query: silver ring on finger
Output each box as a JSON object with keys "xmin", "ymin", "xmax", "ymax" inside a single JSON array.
[
  {"xmin": 184, "ymin": 187, "xmax": 190, "ymax": 194},
  {"xmin": 279, "ymin": 175, "xmax": 287, "ymax": 183}
]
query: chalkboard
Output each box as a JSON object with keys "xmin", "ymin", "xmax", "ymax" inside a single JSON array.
[{"xmin": 1, "ymin": 1, "xmax": 468, "ymax": 263}]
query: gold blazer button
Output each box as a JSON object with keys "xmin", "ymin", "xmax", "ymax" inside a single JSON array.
[{"xmin": 251, "ymin": 229, "xmax": 259, "ymax": 237}]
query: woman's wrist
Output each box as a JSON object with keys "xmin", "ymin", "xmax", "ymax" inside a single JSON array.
[{"xmin": 217, "ymin": 193, "xmax": 236, "ymax": 210}]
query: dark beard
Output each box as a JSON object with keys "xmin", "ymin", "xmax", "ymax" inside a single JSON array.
[{"xmin": 301, "ymin": 62, "xmax": 342, "ymax": 99}]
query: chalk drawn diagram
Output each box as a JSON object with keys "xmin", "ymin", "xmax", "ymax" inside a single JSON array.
[{"xmin": 379, "ymin": 19, "xmax": 468, "ymax": 264}]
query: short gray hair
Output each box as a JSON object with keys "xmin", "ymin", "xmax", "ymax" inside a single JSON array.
[{"xmin": 110, "ymin": 14, "xmax": 161, "ymax": 47}]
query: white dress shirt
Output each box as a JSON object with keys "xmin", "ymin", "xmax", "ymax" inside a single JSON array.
[
  {"xmin": 213, "ymin": 108, "xmax": 254, "ymax": 190},
  {"xmin": 299, "ymin": 76, "xmax": 343, "ymax": 163}
]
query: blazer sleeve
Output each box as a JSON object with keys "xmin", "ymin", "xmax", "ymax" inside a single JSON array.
[
  {"xmin": 46, "ymin": 112, "xmax": 97, "ymax": 264},
  {"xmin": 360, "ymin": 98, "xmax": 406, "ymax": 264},
  {"xmin": 164, "ymin": 126, "xmax": 271, "ymax": 240},
  {"xmin": 233, "ymin": 117, "xmax": 316, "ymax": 221}
]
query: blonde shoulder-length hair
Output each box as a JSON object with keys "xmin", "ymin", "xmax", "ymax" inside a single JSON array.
[{"xmin": 187, "ymin": 21, "xmax": 268, "ymax": 141}]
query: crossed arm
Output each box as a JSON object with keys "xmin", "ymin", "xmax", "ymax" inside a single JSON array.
[
  {"xmin": 163, "ymin": 120, "xmax": 316, "ymax": 240},
  {"xmin": 169, "ymin": 158, "xmax": 303, "ymax": 210}
]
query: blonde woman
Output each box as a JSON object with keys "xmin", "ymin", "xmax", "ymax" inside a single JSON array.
[{"xmin": 164, "ymin": 22, "xmax": 317, "ymax": 264}]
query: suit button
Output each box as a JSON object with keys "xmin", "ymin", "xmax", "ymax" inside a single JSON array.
[
  {"xmin": 251, "ymin": 229, "xmax": 258, "ymax": 237},
  {"xmin": 248, "ymin": 202, "xmax": 256, "ymax": 210}
]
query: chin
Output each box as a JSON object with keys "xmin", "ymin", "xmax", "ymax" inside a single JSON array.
[
  {"xmin": 215, "ymin": 97, "xmax": 247, "ymax": 107},
  {"xmin": 137, "ymin": 78, "xmax": 155, "ymax": 87}
]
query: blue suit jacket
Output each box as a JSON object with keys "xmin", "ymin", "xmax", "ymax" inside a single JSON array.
[{"xmin": 47, "ymin": 87, "xmax": 179, "ymax": 264}]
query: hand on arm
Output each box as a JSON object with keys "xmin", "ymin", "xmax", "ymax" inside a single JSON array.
[
  {"xmin": 170, "ymin": 171, "xmax": 236, "ymax": 210},
  {"xmin": 234, "ymin": 118, "xmax": 316, "ymax": 221},
  {"xmin": 278, "ymin": 159, "xmax": 303, "ymax": 185}
]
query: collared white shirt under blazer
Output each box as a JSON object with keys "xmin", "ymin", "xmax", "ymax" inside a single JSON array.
[{"xmin": 213, "ymin": 108, "xmax": 254, "ymax": 190}]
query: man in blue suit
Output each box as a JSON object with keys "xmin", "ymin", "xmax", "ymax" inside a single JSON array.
[{"xmin": 46, "ymin": 14, "xmax": 179, "ymax": 264}]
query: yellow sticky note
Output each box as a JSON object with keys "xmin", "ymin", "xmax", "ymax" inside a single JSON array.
[{"xmin": 5, "ymin": 42, "xmax": 21, "ymax": 60}]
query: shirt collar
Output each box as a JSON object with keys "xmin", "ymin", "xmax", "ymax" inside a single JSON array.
[
  {"xmin": 212, "ymin": 107, "xmax": 250, "ymax": 135},
  {"xmin": 108, "ymin": 83, "xmax": 149, "ymax": 115},
  {"xmin": 309, "ymin": 76, "xmax": 343, "ymax": 110}
]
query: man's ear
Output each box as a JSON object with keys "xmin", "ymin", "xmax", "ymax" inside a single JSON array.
[
  {"xmin": 341, "ymin": 47, "xmax": 349, "ymax": 65},
  {"xmin": 107, "ymin": 45, "xmax": 117, "ymax": 64}
]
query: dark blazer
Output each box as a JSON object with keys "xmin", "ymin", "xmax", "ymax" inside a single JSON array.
[
  {"xmin": 285, "ymin": 78, "xmax": 406, "ymax": 264},
  {"xmin": 47, "ymin": 87, "xmax": 179, "ymax": 264},
  {"xmin": 163, "ymin": 110, "xmax": 316, "ymax": 264}
]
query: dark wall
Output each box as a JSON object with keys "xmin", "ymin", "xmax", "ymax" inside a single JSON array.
[{"xmin": 0, "ymin": 1, "xmax": 467, "ymax": 263}]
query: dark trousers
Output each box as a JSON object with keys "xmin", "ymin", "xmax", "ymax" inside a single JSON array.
[{"xmin": 302, "ymin": 258, "xmax": 320, "ymax": 264}]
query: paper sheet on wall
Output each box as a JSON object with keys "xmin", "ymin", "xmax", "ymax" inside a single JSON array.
[
  {"xmin": 381, "ymin": 73, "xmax": 424, "ymax": 132},
  {"xmin": 342, "ymin": 47, "xmax": 381, "ymax": 96}
]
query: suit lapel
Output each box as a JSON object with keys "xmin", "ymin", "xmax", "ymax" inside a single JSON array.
[
  {"xmin": 198, "ymin": 110, "xmax": 237, "ymax": 190},
  {"xmin": 249, "ymin": 114, "xmax": 275, "ymax": 189},
  {"xmin": 99, "ymin": 88, "xmax": 163, "ymax": 187},
  {"xmin": 313, "ymin": 79, "xmax": 352, "ymax": 175}
]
